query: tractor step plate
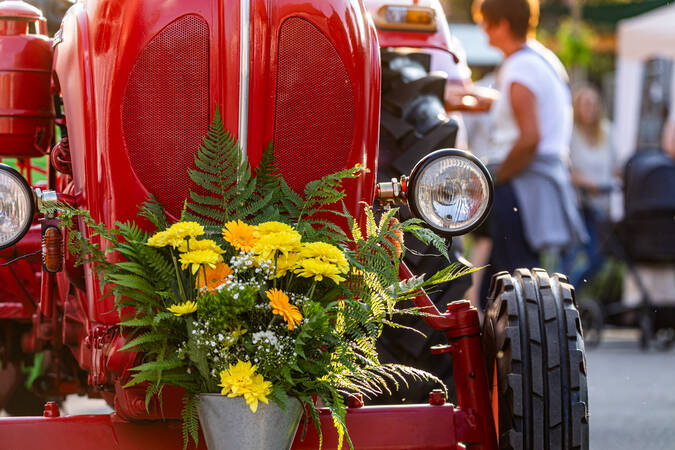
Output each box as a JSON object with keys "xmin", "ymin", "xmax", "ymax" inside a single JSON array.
[{"xmin": 0, "ymin": 404, "xmax": 463, "ymax": 449}]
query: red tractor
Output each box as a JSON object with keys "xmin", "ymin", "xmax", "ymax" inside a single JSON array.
[{"xmin": 0, "ymin": 1, "xmax": 588, "ymax": 449}]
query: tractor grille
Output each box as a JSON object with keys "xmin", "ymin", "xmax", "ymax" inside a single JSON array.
[
  {"xmin": 274, "ymin": 17, "xmax": 355, "ymax": 194},
  {"xmin": 121, "ymin": 15, "xmax": 209, "ymax": 218}
]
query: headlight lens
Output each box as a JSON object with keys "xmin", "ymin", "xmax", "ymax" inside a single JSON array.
[
  {"xmin": 408, "ymin": 149, "xmax": 493, "ymax": 236},
  {"xmin": 0, "ymin": 164, "xmax": 35, "ymax": 249}
]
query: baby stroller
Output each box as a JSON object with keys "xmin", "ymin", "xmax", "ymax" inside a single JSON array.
[{"xmin": 580, "ymin": 149, "xmax": 675, "ymax": 349}]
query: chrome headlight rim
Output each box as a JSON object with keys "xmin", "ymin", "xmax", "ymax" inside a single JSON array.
[
  {"xmin": 407, "ymin": 148, "xmax": 494, "ymax": 237},
  {"xmin": 0, "ymin": 163, "xmax": 35, "ymax": 250}
]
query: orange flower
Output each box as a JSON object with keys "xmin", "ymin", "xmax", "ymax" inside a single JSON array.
[
  {"xmin": 384, "ymin": 217, "xmax": 404, "ymax": 259},
  {"xmin": 222, "ymin": 220, "xmax": 258, "ymax": 252},
  {"xmin": 196, "ymin": 262, "xmax": 233, "ymax": 292},
  {"xmin": 266, "ymin": 288, "xmax": 303, "ymax": 330}
]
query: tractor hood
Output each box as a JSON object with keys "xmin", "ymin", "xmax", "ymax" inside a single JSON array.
[
  {"xmin": 54, "ymin": 0, "xmax": 380, "ymax": 218},
  {"xmin": 53, "ymin": 0, "xmax": 380, "ymax": 323}
]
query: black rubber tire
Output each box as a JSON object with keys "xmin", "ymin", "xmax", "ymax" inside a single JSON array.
[
  {"xmin": 483, "ymin": 268, "xmax": 589, "ymax": 450},
  {"xmin": 378, "ymin": 50, "xmax": 458, "ymax": 182},
  {"xmin": 639, "ymin": 312, "xmax": 653, "ymax": 350}
]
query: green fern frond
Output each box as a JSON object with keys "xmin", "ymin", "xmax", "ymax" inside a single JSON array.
[
  {"xmin": 298, "ymin": 166, "xmax": 365, "ymax": 222},
  {"xmin": 255, "ymin": 142, "xmax": 281, "ymax": 192},
  {"xmin": 182, "ymin": 394, "xmax": 200, "ymax": 449},
  {"xmin": 139, "ymin": 194, "xmax": 169, "ymax": 230},
  {"xmin": 184, "ymin": 106, "xmax": 251, "ymax": 224}
]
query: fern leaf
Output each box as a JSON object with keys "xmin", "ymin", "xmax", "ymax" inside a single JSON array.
[
  {"xmin": 182, "ymin": 394, "xmax": 200, "ymax": 449},
  {"xmin": 139, "ymin": 195, "xmax": 169, "ymax": 230}
]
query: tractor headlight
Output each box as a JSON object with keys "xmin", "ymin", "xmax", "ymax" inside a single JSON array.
[
  {"xmin": 0, "ymin": 164, "xmax": 35, "ymax": 250},
  {"xmin": 407, "ymin": 149, "xmax": 493, "ymax": 236}
]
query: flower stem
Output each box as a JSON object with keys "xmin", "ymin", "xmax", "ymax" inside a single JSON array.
[
  {"xmin": 171, "ymin": 250, "xmax": 188, "ymax": 301},
  {"xmin": 307, "ymin": 280, "xmax": 317, "ymax": 300},
  {"xmin": 199, "ymin": 266, "xmax": 208, "ymax": 293}
]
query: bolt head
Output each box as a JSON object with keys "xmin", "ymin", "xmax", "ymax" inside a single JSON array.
[{"xmin": 429, "ymin": 389, "xmax": 446, "ymax": 405}]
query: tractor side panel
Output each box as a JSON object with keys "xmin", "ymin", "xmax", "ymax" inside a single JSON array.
[{"xmin": 0, "ymin": 405, "xmax": 460, "ymax": 450}]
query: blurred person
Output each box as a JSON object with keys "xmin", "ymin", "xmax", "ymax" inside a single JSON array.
[
  {"xmin": 474, "ymin": 0, "xmax": 588, "ymax": 305},
  {"xmin": 561, "ymin": 86, "xmax": 616, "ymax": 289}
]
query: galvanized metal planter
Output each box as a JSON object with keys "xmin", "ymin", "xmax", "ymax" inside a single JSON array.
[{"xmin": 197, "ymin": 394, "xmax": 303, "ymax": 450}]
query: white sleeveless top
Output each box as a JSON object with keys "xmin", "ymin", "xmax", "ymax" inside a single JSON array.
[{"xmin": 488, "ymin": 40, "xmax": 572, "ymax": 165}]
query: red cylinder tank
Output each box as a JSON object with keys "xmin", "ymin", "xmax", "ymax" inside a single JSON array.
[{"xmin": 0, "ymin": 0, "xmax": 54, "ymax": 158}]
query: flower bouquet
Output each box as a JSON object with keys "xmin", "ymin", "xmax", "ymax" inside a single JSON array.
[{"xmin": 64, "ymin": 108, "xmax": 472, "ymax": 449}]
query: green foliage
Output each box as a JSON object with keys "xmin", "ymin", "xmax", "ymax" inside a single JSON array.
[
  {"xmin": 61, "ymin": 105, "xmax": 475, "ymax": 450},
  {"xmin": 182, "ymin": 394, "xmax": 200, "ymax": 449},
  {"xmin": 555, "ymin": 19, "xmax": 595, "ymax": 70},
  {"xmin": 182, "ymin": 105, "xmax": 361, "ymax": 245}
]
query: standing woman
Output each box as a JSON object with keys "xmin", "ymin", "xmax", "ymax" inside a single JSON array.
[
  {"xmin": 564, "ymin": 86, "xmax": 615, "ymax": 289},
  {"xmin": 476, "ymin": 0, "xmax": 588, "ymax": 304}
]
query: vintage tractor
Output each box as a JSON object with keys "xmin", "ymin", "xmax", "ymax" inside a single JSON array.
[{"xmin": 0, "ymin": 0, "xmax": 589, "ymax": 449}]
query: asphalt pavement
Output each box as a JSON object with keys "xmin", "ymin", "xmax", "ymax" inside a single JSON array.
[{"xmin": 587, "ymin": 328, "xmax": 675, "ymax": 450}]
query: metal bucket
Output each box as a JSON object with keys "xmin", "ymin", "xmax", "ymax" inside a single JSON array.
[{"xmin": 197, "ymin": 394, "xmax": 303, "ymax": 450}]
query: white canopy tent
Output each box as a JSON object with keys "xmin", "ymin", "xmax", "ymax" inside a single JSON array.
[{"xmin": 614, "ymin": 4, "xmax": 675, "ymax": 164}]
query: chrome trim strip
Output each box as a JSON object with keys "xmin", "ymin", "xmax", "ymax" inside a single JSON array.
[{"xmin": 238, "ymin": 0, "xmax": 251, "ymax": 167}]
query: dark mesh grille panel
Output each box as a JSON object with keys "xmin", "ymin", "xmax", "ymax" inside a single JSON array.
[
  {"xmin": 274, "ymin": 18, "xmax": 355, "ymax": 194},
  {"xmin": 122, "ymin": 15, "xmax": 209, "ymax": 218}
]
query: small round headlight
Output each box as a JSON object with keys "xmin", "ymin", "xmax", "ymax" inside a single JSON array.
[
  {"xmin": 0, "ymin": 164, "xmax": 35, "ymax": 250},
  {"xmin": 407, "ymin": 149, "xmax": 493, "ymax": 236}
]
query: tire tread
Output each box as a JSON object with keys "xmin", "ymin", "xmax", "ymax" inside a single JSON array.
[{"xmin": 484, "ymin": 268, "xmax": 589, "ymax": 449}]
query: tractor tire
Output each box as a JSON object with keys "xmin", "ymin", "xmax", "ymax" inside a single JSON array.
[
  {"xmin": 483, "ymin": 268, "xmax": 589, "ymax": 450},
  {"xmin": 378, "ymin": 50, "xmax": 458, "ymax": 182},
  {"xmin": 374, "ymin": 49, "xmax": 467, "ymax": 404}
]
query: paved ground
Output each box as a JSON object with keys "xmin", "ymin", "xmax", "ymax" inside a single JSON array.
[{"xmin": 587, "ymin": 328, "xmax": 675, "ymax": 450}]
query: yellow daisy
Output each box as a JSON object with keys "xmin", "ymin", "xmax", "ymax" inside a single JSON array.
[
  {"xmin": 294, "ymin": 258, "xmax": 346, "ymax": 284},
  {"xmin": 179, "ymin": 249, "xmax": 222, "ymax": 274},
  {"xmin": 299, "ymin": 242, "xmax": 349, "ymax": 274},
  {"xmin": 146, "ymin": 221, "xmax": 205, "ymax": 248},
  {"xmin": 273, "ymin": 251, "xmax": 301, "ymax": 278},
  {"xmin": 167, "ymin": 221, "xmax": 204, "ymax": 239},
  {"xmin": 255, "ymin": 221, "xmax": 294, "ymax": 236},
  {"xmin": 218, "ymin": 361, "xmax": 272, "ymax": 413},
  {"xmin": 147, "ymin": 230, "xmax": 183, "ymax": 248},
  {"xmin": 167, "ymin": 300, "xmax": 198, "ymax": 316},
  {"xmin": 252, "ymin": 231, "xmax": 302, "ymax": 260},
  {"xmin": 222, "ymin": 220, "xmax": 258, "ymax": 252},
  {"xmin": 195, "ymin": 262, "xmax": 233, "ymax": 291},
  {"xmin": 179, "ymin": 238, "xmax": 225, "ymax": 254},
  {"xmin": 218, "ymin": 360, "xmax": 257, "ymax": 396},
  {"xmin": 243, "ymin": 374, "xmax": 273, "ymax": 413},
  {"xmin": 266, "ymin": 288, "xmax": 303, "ymax": 330}
]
